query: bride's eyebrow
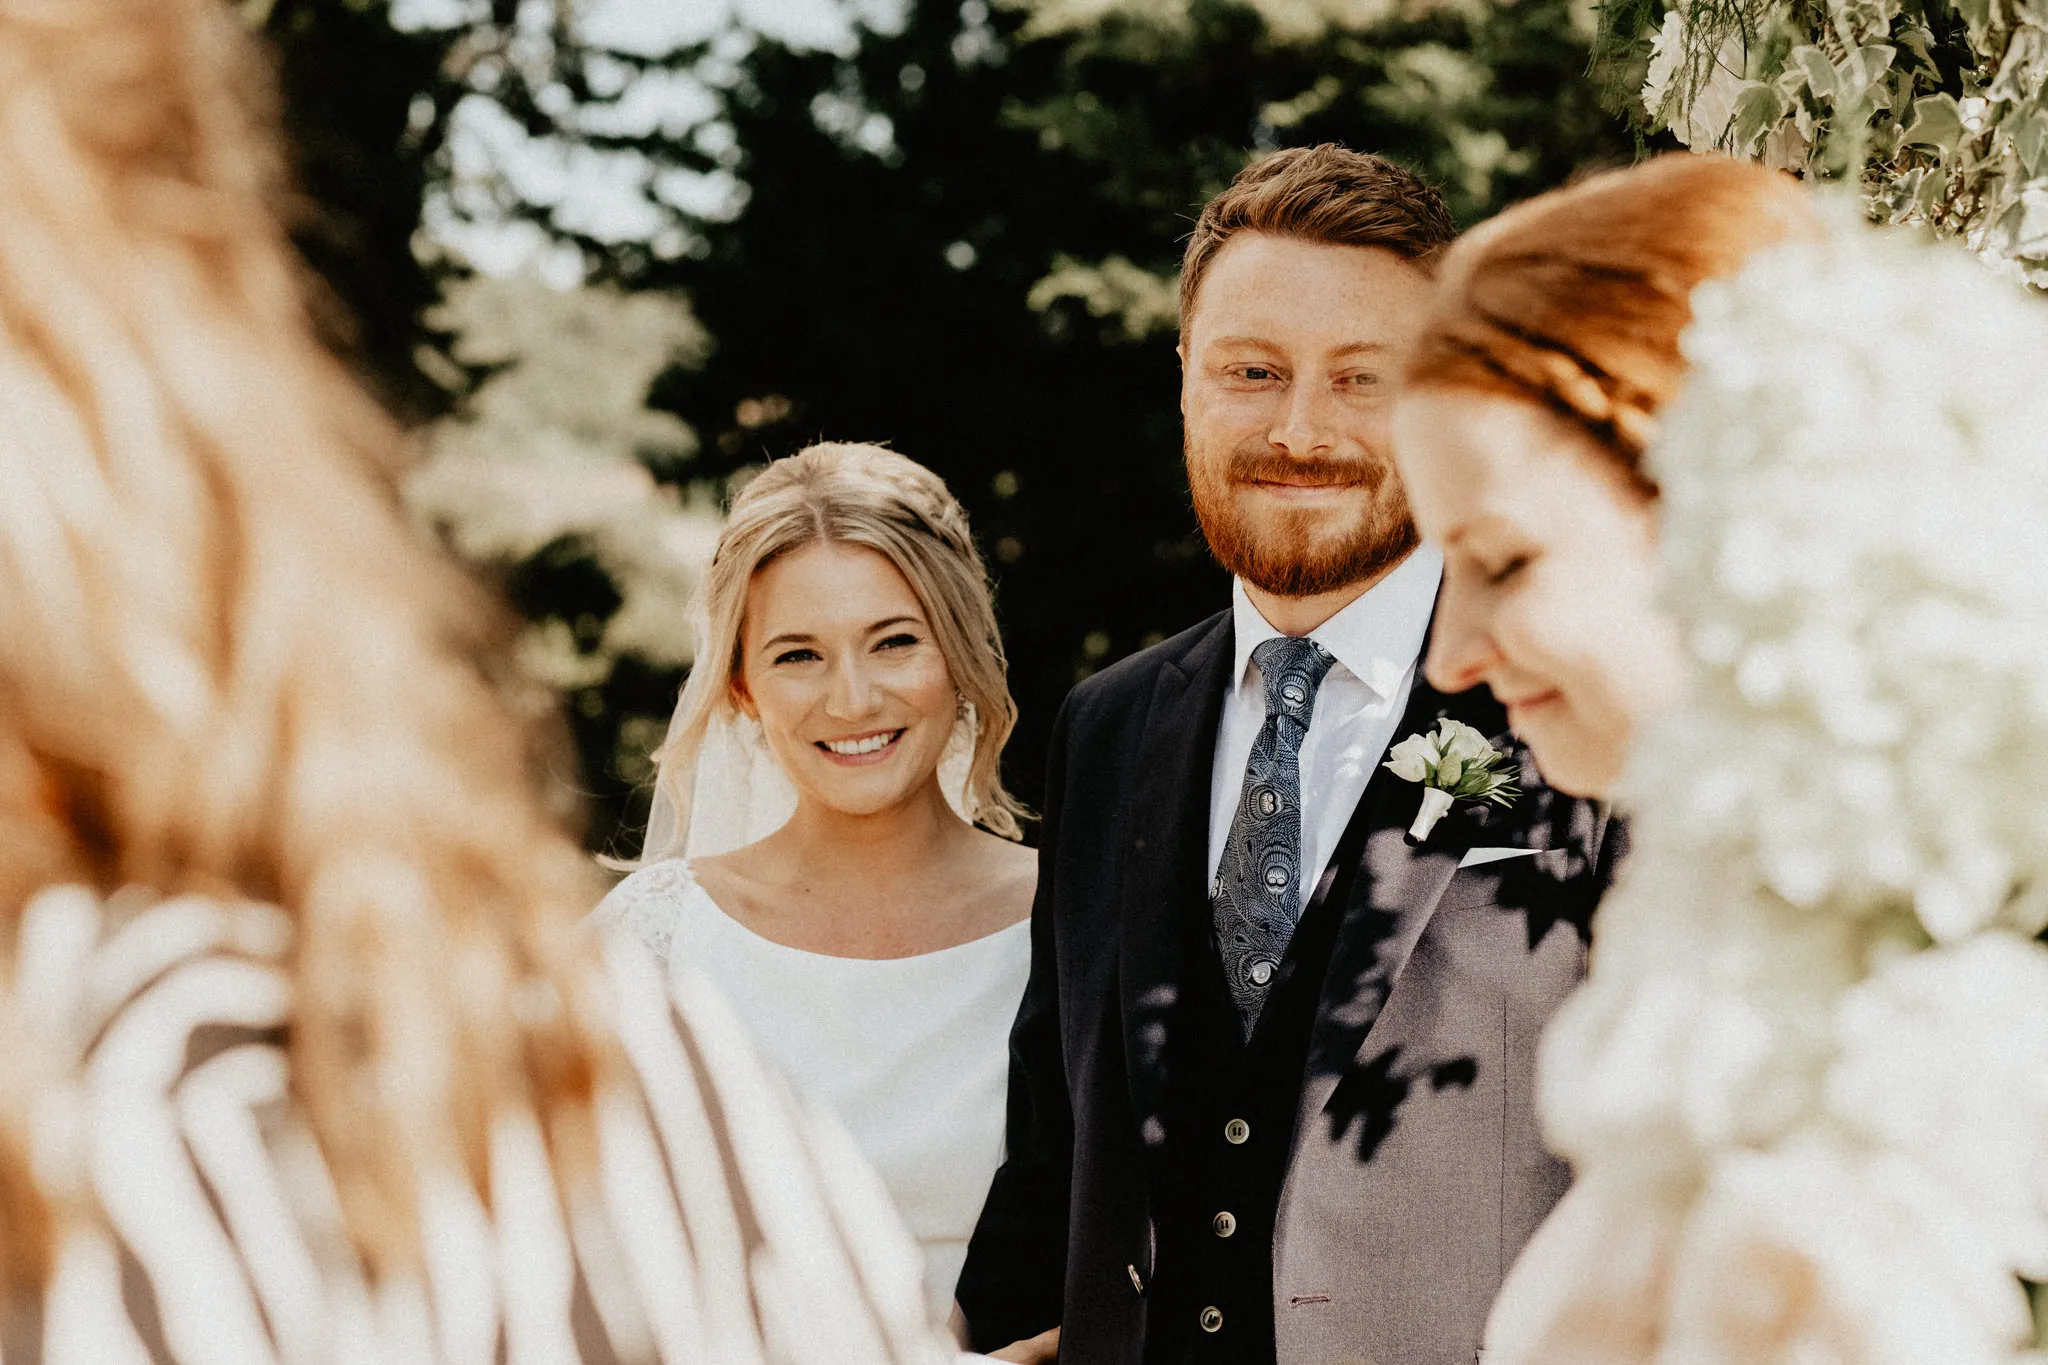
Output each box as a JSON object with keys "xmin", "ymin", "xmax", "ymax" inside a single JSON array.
[{"xmin": 866, "ymin": 616, "xmax": 923, "ymax": 635}]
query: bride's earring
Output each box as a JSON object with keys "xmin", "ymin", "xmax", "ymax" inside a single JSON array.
[{"xmin": 939, "ymin": 693, "xmax": 978, "ymax": 822}]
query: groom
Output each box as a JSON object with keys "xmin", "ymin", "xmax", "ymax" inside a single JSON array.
[{"xmin": 957, "ymin": 145, "xmax": 1622, "ymax": 1365}]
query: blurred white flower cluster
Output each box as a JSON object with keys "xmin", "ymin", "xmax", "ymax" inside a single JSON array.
[
  {"xmin": 1489, "ymin": 209, "xmax": 2048, "ymax": 1361},
  {"xmin": 405, "ymin": 274, "xmax": 725, "ymax": 691}
]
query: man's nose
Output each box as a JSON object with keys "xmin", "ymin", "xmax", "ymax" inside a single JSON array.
[{"xmin": 1268, "ymin": 379, "xmax": 1337, "ymax": 457}]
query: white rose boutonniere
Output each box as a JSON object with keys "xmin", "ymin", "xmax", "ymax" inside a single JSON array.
[{"xmin": 1383, "ymin": 719, "xmax": 1522, "ymax": 844}]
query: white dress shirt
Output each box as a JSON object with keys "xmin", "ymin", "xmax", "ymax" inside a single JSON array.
[{"xmin": 1207, "ymin": 544, "xmax": 1444, "ymax": 892}]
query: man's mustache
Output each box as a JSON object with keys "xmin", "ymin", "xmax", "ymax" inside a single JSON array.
[{"xmin": 1225, "ymin": 452, "xmax": 1383, "ymax": 487}]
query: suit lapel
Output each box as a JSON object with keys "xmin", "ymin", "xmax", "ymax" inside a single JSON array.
[
  {"xmin": 1298, "ymin": 674, "xmax": 1511, "ymax": 1125},
  {"xmin": 1119, "ymin": 612, "xmax": 1233, "ymax": 1162}
]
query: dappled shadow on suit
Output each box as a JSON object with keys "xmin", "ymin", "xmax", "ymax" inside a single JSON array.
[{"xmin": 958, "ymin": 608, "xmax": 1619, "ymax": 1365}]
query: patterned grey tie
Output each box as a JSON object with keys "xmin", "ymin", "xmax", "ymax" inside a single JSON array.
[{"xmin": 1212, "ymin": 635, "xmax": 1337, "ymax": 1037}]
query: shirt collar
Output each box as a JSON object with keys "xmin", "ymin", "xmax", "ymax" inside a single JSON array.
[{"xmin": 1229, "ymin": 542, "xmax": 1444, "ymax": 703}]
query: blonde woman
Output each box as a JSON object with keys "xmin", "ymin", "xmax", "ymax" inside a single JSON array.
[
  {"xmin": 598, "ymin": 444, "xmax": 1037, "ymax": 1324},
  {"xmin": 0, "ymin": 2, "xmax": 951, "ymax": 1362}
]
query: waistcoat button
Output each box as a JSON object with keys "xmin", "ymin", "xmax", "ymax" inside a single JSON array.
[
  {"xmin": 1199, "ymin": 1306, "xmax": 1224, "ymax": 1333},
  {"xmin": 1213, "ymin": 1211, "xmax": 1237, "ymax": 1238},
  {"xmin": 1224, "ymin": 1118, "xmax": 1250, "ymax": 1145}
]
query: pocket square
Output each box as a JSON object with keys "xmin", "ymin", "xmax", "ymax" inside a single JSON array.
[{"xmin": 1459, "ymin": 846, "xmax": 1539, "ymax": 868}]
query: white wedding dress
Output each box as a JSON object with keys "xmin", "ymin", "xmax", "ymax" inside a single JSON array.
[{"xmin": 595, "ymin": 858, "xmax": 1031, "ymax": 1323}]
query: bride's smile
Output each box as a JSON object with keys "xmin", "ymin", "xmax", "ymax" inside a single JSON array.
[{"xmin": 819, "ymin": 728, "xmax": 908, "ymax": 761}]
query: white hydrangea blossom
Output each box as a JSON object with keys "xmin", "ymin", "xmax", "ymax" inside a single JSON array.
[
  {"xmin": 1641, "ymin": 9, "xmax": 1747, "ymax": 150},
  {"xmin": 1489, "ymin": 207, "xmax": 2048, "ymax": 1362}
]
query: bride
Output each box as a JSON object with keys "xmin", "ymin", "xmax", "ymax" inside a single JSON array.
[{"xmin": 598, "ymin": 441, "xmax": 1037, "ymax": 1325}]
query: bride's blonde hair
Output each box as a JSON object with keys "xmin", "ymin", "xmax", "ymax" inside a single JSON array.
[
  {"xmin": 644, "ymin": 442, "xmax": 1027, "ymax": 860},
  {"xmin": 0, "ymin": 0, "xmax": 618, "ymax": 1284}
]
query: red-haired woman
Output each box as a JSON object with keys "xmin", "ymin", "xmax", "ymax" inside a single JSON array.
[{"xmin": 1388, "ymin": 155, "xmax": 1822, "ymax": 1363}]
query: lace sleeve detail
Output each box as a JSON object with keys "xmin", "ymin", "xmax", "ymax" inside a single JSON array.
[{"xmin": 589, "ymin": 858, "xmax": 699, "ymax": 969}]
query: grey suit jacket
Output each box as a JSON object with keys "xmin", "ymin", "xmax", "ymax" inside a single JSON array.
[{"xmin": 1275, "ymin": 830, "xmax": 1593, "ymax": 1364}]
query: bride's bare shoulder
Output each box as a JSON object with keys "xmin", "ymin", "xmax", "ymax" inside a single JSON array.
[{"xmin": 971, "ymin": 829, "xmax": 1039, "ymax": 926}]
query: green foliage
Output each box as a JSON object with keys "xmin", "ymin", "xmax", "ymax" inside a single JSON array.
[
  {"xmin": 406, "ymin": 274, "xmax": 722, "ymax": 693},
  {"xmin": 575, "ymin": 0, "xmax": 1637, "ymax": 854},
  {"xmin": 1603, "ymin": 0, "xmax": 2048, "ymax": 281},
  {"xmin": 256, "ymin": 0, "xmax": 469, "ymax": 421},
  {"xmin": 262, "ymin": 0, "xmax": 1637, "ymax": 854}
]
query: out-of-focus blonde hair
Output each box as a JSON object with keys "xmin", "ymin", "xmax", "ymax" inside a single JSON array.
[
  {"xmin": 0, "ymin": 0, "xmax": 618, "ymax": 1285},
  {"xmin": 645, "ymin": 442, "xmax": 1027, "ymax": 860}
]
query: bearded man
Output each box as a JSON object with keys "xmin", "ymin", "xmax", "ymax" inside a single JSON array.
[{"xmin": 956, "ymin": 145, "xmax": 1624, "ymax": 1365}]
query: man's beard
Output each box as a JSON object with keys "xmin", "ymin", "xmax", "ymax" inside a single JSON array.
[{"xmin": 1186, "ymin": 437, "xmax": 1420, "ymax": 598}]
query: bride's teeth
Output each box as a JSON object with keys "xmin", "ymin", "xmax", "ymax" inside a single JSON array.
[{"xmin": 824, "ymin": 731, "xmax": 898, "ymax": 756}]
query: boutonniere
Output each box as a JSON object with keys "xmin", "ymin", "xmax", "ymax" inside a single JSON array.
[{"xmin": 1383, "ymin": 719, "xmax": 1522, "ymax": 844}]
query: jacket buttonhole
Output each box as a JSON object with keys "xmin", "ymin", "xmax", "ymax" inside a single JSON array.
[
  {"xmin": 1287, "ymin": 1294, "xmax": 1330, "ymax": 1307},
  {"xmin": 1126, "ymin": 1263, "xmax": 1145, "ymax": 1295}
]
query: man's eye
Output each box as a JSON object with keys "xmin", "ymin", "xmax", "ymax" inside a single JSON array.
[
  {"xmin": 1339, "ymin": 373, "xmax": 1382, "ymax": 390},
  {"xmin": 1234, "ymin": 365, "xmax": 1280, "ymax": 382},
  {"xmin": 773, "ymin": 648, "xmax": 821, "ymax": 665}
]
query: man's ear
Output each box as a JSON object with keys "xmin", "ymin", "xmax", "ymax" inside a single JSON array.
[{"xmin": 1177, "ymin": 339, "xmax": 1189, "ymax": 417}]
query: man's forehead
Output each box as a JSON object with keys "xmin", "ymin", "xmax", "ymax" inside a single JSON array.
[{"xmin": 1189, "ymin": 233, "xmax": 1430, "ymax": 346}]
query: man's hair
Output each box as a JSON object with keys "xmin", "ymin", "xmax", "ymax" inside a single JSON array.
[{"xmin": 1179, "ymin": 143, "xmax": 1456, "ymax": 341}]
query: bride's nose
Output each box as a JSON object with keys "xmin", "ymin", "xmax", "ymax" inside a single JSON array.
[{"xmin": 823, "ymin": 653, "xmax": 883, "ymax": 718}]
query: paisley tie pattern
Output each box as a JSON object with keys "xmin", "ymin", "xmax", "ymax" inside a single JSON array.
[{"xmin": 1212, "ymin": 635, "xmax": 1337, "ymax": 1037}]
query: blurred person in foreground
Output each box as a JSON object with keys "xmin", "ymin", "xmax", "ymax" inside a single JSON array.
[
  {"xmin": 0, "ymin": 2, "xmax": 952, "ymax": 1362},
  {"xmin": 598, "ymin": 441, "xmax": 1036, "ymax": 1330},
  {"xmin": 1396, "ymin": 156, "xmax": 2048, "ymax": 1362},
  {"xmin": 957, "ymin": 144, "xmax": 1620, "ymax": 1365}
]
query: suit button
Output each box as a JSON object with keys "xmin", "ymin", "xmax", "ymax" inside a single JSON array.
[
  {"xmin": 1213, "ymin": 1211, "xmax": 1237, "ymax": 1238},
  {"xmin": 1224, "ymin": 1118, "xmax": 1250, "ymax": 1145},
  {"xmin": 1199, "ymin": 1306, "xmax": 1224, "ymax": 1333}
]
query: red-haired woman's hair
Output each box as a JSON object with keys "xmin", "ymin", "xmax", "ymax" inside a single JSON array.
[{"xmin": 1402, "ymin": 154, "xmax": 1819, "ymax": 491}]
